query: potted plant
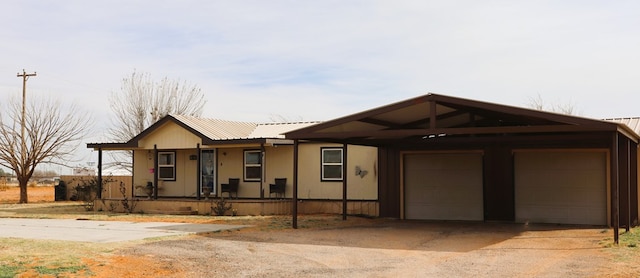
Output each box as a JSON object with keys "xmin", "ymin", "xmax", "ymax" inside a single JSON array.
[
  {"xmin": 144, "ymin": 182, "xmax": 153, "ymax": 199},
  {"xmin": 203, "ymin": 186, "xmax": 211, "ymax": 200}
]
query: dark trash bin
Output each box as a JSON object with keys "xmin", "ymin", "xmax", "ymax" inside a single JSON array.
[{"xmin": 55, "ymin": 180, "xmax": 67, "ymax": 201}]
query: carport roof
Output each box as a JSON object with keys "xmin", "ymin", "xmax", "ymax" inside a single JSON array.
[{"xmin": 285, "ymin": 93, "xmax": 639, "ymax": 144}]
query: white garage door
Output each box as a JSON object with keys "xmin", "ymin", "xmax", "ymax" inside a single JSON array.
[
  {"xmin": 514, "ymin": 151, "xmax": 607, "ymax": 225},
  {"xmin": 404, "ymin": 153, "xmax": 484, "ymax": 220}
]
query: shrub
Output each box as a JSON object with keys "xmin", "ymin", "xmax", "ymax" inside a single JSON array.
[
  {"xmin": 119, "ymin": 181, "xmax": 138, "ymax": 213},
  {"xmin": 211, "ymin": 198, "xmax": 232, "ymax": 216},
  {"xmin": 71, "ymin": 176, "xmax": 114, "ymax": 211}
]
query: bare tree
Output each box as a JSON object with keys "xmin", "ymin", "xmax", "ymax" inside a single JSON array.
[
  {"xmin": 527, "ymin": 94, "xmax": 577, "ymax": 115},
  {"xmin": 107, "ymin": 71, "xmax": 206, "ymax": 170},
  {"xmin": 31, "ymin": 169, "xmax": 59, "ymax": 179},
  {"xmin": 0, "ymin": 96, "xmax": 90, "ymax": 203},
  {"xmin": 527, "ymin": 94, "xmax": 546, "ymax": 111}
]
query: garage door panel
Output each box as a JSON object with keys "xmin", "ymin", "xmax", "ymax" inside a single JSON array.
[
  {"xmin": 515, "ymin": 151, "xmax": 606, "ymax": 225},
  {"xmin": 404, "ymin": 153, "xmax": 483, "ymax": 221}
]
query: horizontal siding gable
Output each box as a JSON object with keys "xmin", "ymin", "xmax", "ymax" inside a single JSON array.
[{"xmin": 139, "ymin": 122, "xmax": 202, "ymax": 149}]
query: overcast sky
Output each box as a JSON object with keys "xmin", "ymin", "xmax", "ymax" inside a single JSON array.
[{"xmin": 1, "ymin": 1, "xmax": 639, "ymax": 171}]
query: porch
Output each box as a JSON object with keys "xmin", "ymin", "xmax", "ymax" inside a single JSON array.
[{"xmin": 95, "ymin": 198, "xmax": 379, "ymax": 217}]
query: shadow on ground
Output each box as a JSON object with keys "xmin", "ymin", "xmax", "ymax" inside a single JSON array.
[{"xmin": 203, "ymin": 219, "xmax": 609, "ymax": 253}]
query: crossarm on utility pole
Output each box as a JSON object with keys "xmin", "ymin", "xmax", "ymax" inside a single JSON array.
[{"xmin": 16, "ymin": 70, "xmax": 37, "ymax": 165}]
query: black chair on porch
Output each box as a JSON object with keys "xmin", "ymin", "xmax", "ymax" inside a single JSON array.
[
  {"xmin": 221, "ymin": 178, "xmax": 239, "ymax": 198},
  {"xmin": 269, "ymin": 178, "xmax": 286, "ymax": 198}
]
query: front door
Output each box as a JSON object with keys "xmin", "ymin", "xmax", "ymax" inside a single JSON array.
[{"xmin": 201, "ymin": 149, "xmax": 216, "ymax": 195}]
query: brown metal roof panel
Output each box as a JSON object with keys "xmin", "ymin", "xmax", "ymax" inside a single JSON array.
[
  {"xmin": 370, "ymin": 101, "xmax": 432, "ymax": 125},
  {"xmin": 429, "ymin": 93, "xmax": 615, "ymax": 127},
  {"xmin": 285, "ymin": 94, "xmax": 434, "ymax": 136},
  {"xmin": 285, "ymin": 93, "xmax": 621, "ymax": 140},
  {"xmin": 315, "ymin": 121, "xmax": 387, "ymax": 134}
]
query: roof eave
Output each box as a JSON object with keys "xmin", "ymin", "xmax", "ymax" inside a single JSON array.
[{"xmin": 86, "ymin": 142, "xmax": 136, "ymax": 150}]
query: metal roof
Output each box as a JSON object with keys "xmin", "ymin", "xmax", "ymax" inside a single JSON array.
[
  {"xmin": 87, "ymin": 114, "xmax": 323, "ymax": 150},
  {"xmin": 171, "ymin": 115, "xmax": 257, "ymax": 140},
  {"xmin": 605, "ymin": 117, "xmax": 640, "ymax": 137},
  {"xmin": 172, "ymin": 115, "xmax": 320, "ymax": 139},
  {"xmin": 248, "ymin": 122, "xmax": 320, "ymax": 139},
  {"xmin": 285, "ymin": 93, "xmax": 639, "ymax": 144}
]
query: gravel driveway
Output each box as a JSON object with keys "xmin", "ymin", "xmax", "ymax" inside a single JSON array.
[{"xmin": 112, "ymin": 220, "xmax": 633, "ymax": 277}]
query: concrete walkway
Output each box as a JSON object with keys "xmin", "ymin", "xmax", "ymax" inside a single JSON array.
[{"xmin": 0, "ymin": 218, "xmax": 247, "ymax": 243}]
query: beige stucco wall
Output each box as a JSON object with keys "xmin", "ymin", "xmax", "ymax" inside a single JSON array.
[
  {"xmin": 133, "ymin": 150, "xmax": 154, "ymax": 196},
  {"xmin": 297, "ymin": 143, "xmax": 378, "ymax": 200},
  {"xmin": 264, "ymin": 145, "xmax": 294, "ymax": 193},
  {"xmin": 128, "ymin": 120, "xmax": 378, "ymax": 200},
  {"xmin": 133, "ymin": 149, "xmax": 199, "ymax": 197},
  {"xmin": 171, "ymin": 149, "xmax": 199, "ymax": 197},
  {"xmin": 212, "ymin": 143, "xmax": 377, "ymax": 200},
  {"xmin": 218, "ymin": 146, "xmax": 297, "ymax": 198},
  {"xmin": 216, "ymin": 148, "xmax": 253, "ymax": 197}
]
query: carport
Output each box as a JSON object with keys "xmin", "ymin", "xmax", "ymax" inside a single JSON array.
[{"xmin": 285, "ymin": 93, "xmax": 639, "ymax": 243}]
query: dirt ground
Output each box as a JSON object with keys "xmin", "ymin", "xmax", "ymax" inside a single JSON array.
[
  {"xmin": 0, "ymin": 184, "xmax": 54, "ymax": 203},
  {"xmin": 2, "ymin": 186, "xmax": 640, "ymax": 277}
]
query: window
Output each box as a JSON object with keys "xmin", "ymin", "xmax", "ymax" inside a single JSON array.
[
  {"xmin": 244, "ymin": 150, "xmax": 262, "ymax": 181},
  {"xmin": 158, "ymin": 151, "xmax": 176, "ymax": 181},
  {"xmin": 321, "ymin": 148, "xmax": 343, "ymax": 181}
]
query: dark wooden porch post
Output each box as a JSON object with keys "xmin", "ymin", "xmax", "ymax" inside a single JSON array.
[
  {"xmin": 292, "ymin": 140, "xmax": 299, "ymax": 229},
  {"xmin": 97, "ymin": 148, "xmax": 103, "ymax": 199},
  {"xmin": 154, "ymin": 144, "xmax": 158, "ymax": 200},
  {"xmin": 197, "ymin": 143, "xmax": 201, "ymax": 200},
  {"xmin": 612, "ymin": 133, "xmax": 619, "ymax": 244},
  {"xmin": 261, "ymin": 143, "xmax": 266, "ymax": 199},
  {"xmin": 342, "ymin": 143, "xmax": 348, "ymax": 220}
]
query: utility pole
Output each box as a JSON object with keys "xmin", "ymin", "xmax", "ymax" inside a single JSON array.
[{"xmin": 16, "ymin": 70, "xmax": 36, "ymax": 164}]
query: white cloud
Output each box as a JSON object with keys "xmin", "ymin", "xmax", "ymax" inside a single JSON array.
[{"xmin": 0, "ymin": 0, "xmax": 639, "ymax": 134}]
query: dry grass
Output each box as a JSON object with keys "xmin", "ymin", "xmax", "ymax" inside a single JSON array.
[
  {"xmin": 0, "ymin": 238, "xmax": 121, "ymax": 277},
  {"xmin": 0, "ymin": 186, "xmax": 349, "ymax": 277},
  {"xmin": 0, "ymin": 184, "xmax": 54, "ymax": 204},
  {"xmin": 2, "ymin": 186, "xmax": 640, "ymax": 277}
]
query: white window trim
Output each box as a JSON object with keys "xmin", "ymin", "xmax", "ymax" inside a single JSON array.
[
  {"xmin": 321, "ymin": 148, "xmax": 343, "ymax": 181},
  {"xmin": 157, "ymin": 151, "xmax": 176, "ymax": 181},
  {"xmin": 244, "ymin": 150, "xmax": 262, "ymax": 181}
]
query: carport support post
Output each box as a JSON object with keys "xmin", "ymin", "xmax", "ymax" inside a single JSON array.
[
  {"xmin": 292, "ymin": 140, "xmax": 299, "ymax": 229},
  {"xmin": 612, "ymin": 133, "xmax": 619, "ymax": 244},
  {"xmin": 154, "ymin": 144, "xmax": 158, "ymax": 200},
  {"xmin": 627, "ymin": 139, "xmax": 631, "ymax": 232},
  {"xmin": 342, "ymin": 143, "xmax": 348, "ymax": 220},
  {"xmin": 97, "ymin": 148, "xmax": 102, "ymax": 199}
]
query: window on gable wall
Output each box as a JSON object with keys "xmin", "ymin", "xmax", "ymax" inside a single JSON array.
[
  {"xmin": 158, "ymin": 151, "xmax": 176, "ymax": 181},
  {"xmin": 321, "ymin": 148, "xmax": 343, "ymax": 181},
  {"xmin": 244, "ymin": 150, "xmax": 262, "ymax": 181}
]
